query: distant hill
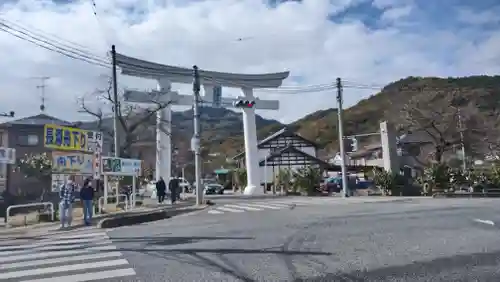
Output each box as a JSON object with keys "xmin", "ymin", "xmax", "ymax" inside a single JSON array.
[
  {"xmin": 79, "ymin": 106, "xmax": 283, "ymax": 157},
  {"xmin": 217, "ymin": 75, "xmax": 500, "ymax": 158}
]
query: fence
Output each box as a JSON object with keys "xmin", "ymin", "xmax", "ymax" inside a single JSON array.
[
  {"xmin": 5, "ymin": 202, "xmax": 55, "ymax": 228},
  {"xmin": 97, "ymin": 194, "xmax": 128, "ymax": 214}
]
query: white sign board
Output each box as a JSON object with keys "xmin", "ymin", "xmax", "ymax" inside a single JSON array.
[
  {"xmin": 0, "ymin": 147, "xmax": 15, "ymax": 164},
  {"xmin": 102, "ymin": 157, "xmax": 142, "ymax": 176},
  {"xmin": 87, "ymin": 131, "xmax": 103, "ymax": 180}
]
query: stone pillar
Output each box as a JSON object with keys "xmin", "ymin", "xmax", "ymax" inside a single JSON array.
[
  {"xmin": 203, "ymin": 84, "xmax": 214, "ymax": 102},
  {"xmin": 380, "ymin": 121, "xmax": 399, "ymax": 173},
  {"xmin": 241, "ymin": 88, "xmax": 262, "ymax": 195},
  {"xmin": 155, "ymin": 78, "xmax": 172, "ymax": 182}
]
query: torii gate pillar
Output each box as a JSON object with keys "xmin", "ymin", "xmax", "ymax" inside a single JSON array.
[
  {"xmin": 241, "ymin": 88, "xmax": 260, "ymax": 195},
  {"xmin": 155, "ymin": 78, "xmax": 172, "ymax": 182},
  {"xmin": 114, "ymin": 52, "xmax": 289, "ymax": 196}
]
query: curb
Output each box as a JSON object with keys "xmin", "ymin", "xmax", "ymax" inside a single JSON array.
[
  {"xmin": 433, "ymin": 192, "xmax": 500, "ymax": 198},
  {"xmin": 0, "ymin": 205, "xmax": 182, "ymax": 234},
  {"xmin": 97, "ymin": 205, "xmax": 208, "ymax": 229}
]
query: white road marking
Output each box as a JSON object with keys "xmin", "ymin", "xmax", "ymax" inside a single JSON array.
[
  {"xmin": 216, "ymin": 206, "xmax": 245, "ymax": 213},
  {"xmin": 224, "ymin": 204, "xmax": 262, "ymax": 211},
  {"xmin": 0, "ymin": 259, "xmax": 129, "ymax": 279},
  {"xmin": 0, "ymin": 235, "xmax": 109, "ymax": 252},
  {"xmin": 244, "ymin": 203, "xmax": 281, "ymax": 209},
  {"xmin": 51, "ymin": 231, "xmax": 108, "ymax": 240},
  {"xmin": 20, "ymin": 268, "xmax": 137, "ymax": 282},
  {"xmin": 255, "ymin": 202, "xmax": 289, "ymax": 207},
  {"xmin": 0, "ymin": 240, "xmax": 110, "ymax": 256},
  {"xmin": 473, "ymin": 219, "xmax": 495, "ymax": 226},
  {"xmin": 0, "ymin": 228, "xmax": 136, "ymax": 281},
  {"xmin": 0, "ymin": 251, "xmax": 123, "ymax": 269},
  {"xmin": 208, "ymin": 210, "xmax": 224, "ymax": 214}
]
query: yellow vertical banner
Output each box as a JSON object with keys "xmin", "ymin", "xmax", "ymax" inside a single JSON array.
[{"xmin": 44, "ymin": 124, "xmax": 89, "ymax": 152}]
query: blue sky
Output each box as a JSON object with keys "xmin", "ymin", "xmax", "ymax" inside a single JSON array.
[{"xmin": 0, "ymin": 0, "xmax": 498, "ymax": 123}]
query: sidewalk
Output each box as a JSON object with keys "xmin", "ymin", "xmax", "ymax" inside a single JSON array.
[{"xmin": 0, "ymin": 198, "xmax": 196, "ymax": 237}]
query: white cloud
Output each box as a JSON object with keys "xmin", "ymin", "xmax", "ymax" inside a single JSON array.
[
  {"xmin": 0, "ymin": 0, "xmax": 498, "ymax": 124},
  {"xmin": 380, "ymin": 5, "xmax": 413, "ymax": 22},
  {"xmin": 456, "ymin": 7, "xmax": 500, "ymax": 26}
]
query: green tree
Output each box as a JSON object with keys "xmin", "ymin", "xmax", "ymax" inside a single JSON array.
[
  {"xmin": 373, "ymin": 169, "xmax": 398, "ymax": 196},
  {"xmin": 275, "ymin": 168, "xmax": 292, "ymax": 194},
  {"xmin": 422, "ymin": 163, "xmax": 452, "ymax": 194},
  {"xmin": 16, "ymin": 153, "xmax": 52, "ymax": 200},
  {"xmin": 292, "ymin": 167, "xmax": 322, "ymax": 196}
]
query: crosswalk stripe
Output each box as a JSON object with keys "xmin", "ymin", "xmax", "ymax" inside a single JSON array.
[
  {"xmin": 0, "ymin": 258, "xmax": 129, "ymax": 279},
  {"xmin": 216, "ymin": 206, "xmax": 245, "ymax": 213},
  {"xmin": 208, "ymin": 210, "xmax": 224, "ymax": 214},
  {"xmin": 0, "ymin": 228, "xmax": 136, "ymax": 282},
  {"xmin": 21, "ymin": 268, "xmax": 137, "ymax": 282},
  {"xmin": 0, "ymin": 236, "xmax": 109, "ymax": 252},
  {"xmin": 51, "ymin": 231, "xmax": 108, "ymax": 240},
  {"xmin": 254, "ymin": 202, "xmax": 289, "ymax": 207},
  {"xmin": 0, "ymin": 251, "xmax": 123, "ymax": 270},
  {"xmin": 242, "ymin": 203, "xmax": 281, "ymax": 209},
  {"xmin": 0, "ymin": 249, "xmax": 95, "ymax": 263},
  {"xmin": 224, "ymin": 204, "xmax": 262, "ymax": 211},
  {"xmin": 0, "ymin": 240, "xmax": 111, "ymax": 256}
]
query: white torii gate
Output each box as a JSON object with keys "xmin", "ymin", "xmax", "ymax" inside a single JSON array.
[{"xmin": 115, "ymin": 53, "xmax": 289, "ymax": 195}]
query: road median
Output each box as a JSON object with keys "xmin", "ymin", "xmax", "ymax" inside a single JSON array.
[{"xmin": 97, "ymin": 204, "xmax": 208, "ymax": 229}]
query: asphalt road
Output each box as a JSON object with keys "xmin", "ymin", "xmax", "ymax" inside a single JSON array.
[{"xmin": 17, "ymin": 197, "xmax": 499, "ymax": 282}]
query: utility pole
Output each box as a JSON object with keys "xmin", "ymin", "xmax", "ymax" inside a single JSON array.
[
  {"xmin": 33, "ymin": 76, "xmax": 50, "ymax": 113},
  {"xmin": 111, "ymin": 45, "xmax": 120, "ymax": 157},
  {"xmin": 192, "ymin": 65, "xmax": 203, "ymax": 206},
  {"xmin": 457, "ymin": 108, "xmax": 466, "ymax": 171},
  {"xmin": 336, "ymin": 78, "xmax": 349, "ymax": 198}
]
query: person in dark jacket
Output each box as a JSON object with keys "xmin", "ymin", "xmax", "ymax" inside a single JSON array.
[
  {"xmin": 80, "ymin": 177, "xmax": 94, "ymax": 226},
  {"xmin": 156, "ymin": 177, "xmax": 166, "ymax": 204},
  {"xmin": 169, "ymin": 178, "xmax": 180, "ymax": 204}
]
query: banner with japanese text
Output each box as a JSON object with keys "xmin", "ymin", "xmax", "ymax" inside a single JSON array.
[
  {"xmin": 44, "ymin": 124, "xmax": 103, "ymax": 153},
  {"xmin": 44, "ymin": 124, "xmax": 89, "ymax": 152},
  {"xmin": 52, "ymin": 151, "xmax": 93, "ymax": 174}
]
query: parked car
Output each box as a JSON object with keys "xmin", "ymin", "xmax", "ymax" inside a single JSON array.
[
  {"xmin": 204, "ymin": 183, "xmax": 224, "ymax": 195},
  {"xmin": 320, "ymin": 177, "xmax": 341, "ymax": 193}
]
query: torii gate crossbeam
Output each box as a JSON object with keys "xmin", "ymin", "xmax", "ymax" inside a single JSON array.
[{"xmin": 116, "ymin": 53, "xmax": 289, "ymax": 195}]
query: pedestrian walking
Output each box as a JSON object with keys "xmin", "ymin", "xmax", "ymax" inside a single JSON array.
[
  {"xmin": 59, "ymin": 175, "xmax": 77, "ymax": 229},
  {"xmin": 156, "ymin": 177, "xmax": 166, "ymax": 204},
  {"xmin": 169, "ymin": 177, "xmax": 180, "ymax": 204},
  {"xmin": 80, "ymin": 177, "xmax": 94, "ymax": 226}
]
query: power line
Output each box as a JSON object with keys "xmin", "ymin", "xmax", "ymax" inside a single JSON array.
[
  {"xmin": 0, "ymin": 18, "xmax": 99, "ymax": 55},
  {"xmin": 3, "ymin": 17, "xmax": 469, "ymax": 96},
  {"xmin": 0, "ymin": 24, "xmax": 110, "ymax": 68},
  {"xmin": 87, "ymin": 0, "xmax": 113, "ymax": 50}
]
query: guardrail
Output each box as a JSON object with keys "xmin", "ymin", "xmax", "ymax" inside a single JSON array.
[
  {"xmin": 98, "ymin": 194, "xmax": 129, "ymax": 214},
  {"xmin": 5, "ymin": 202, "xmax": 55, "ymax": 228},
  {"xmin": 433, "ymin": 192, "xmax": 500, "ymax": 198}
]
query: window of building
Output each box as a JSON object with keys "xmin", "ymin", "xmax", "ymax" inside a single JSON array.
[{"xmin": 18, "ymin": 134, "xmax": 39, "ymax": 146}]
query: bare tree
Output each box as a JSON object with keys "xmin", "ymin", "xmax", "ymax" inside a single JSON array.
[
  {"xmin": 78, "ymin": 78, "xmax": 172, "ymax": 157},
  {"xmin": 472, "ymin": 110, "xmax": 500, "ymax": 159},
  {"xmin": 396, "ymin": 88, "xmax": 487, "ymax": 163}
]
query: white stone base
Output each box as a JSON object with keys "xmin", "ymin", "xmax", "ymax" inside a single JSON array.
[{"xmin": 243, "ymin": 184, "xmax": 264, "ymax": 195}]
